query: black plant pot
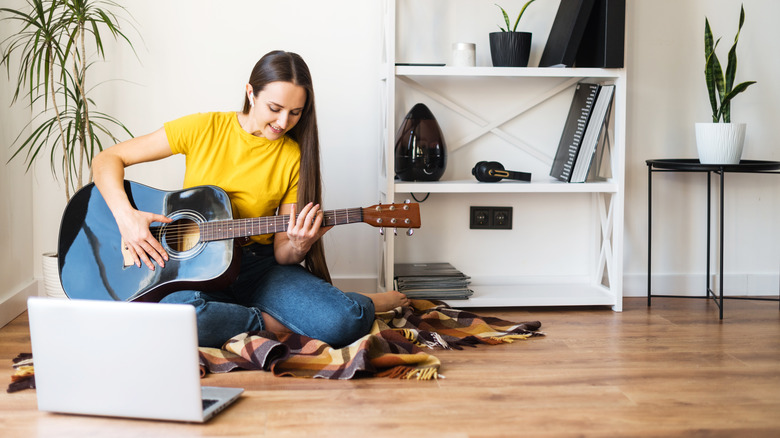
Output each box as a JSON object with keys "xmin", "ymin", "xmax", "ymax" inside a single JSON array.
[
  {"xmin": 394, "ymin": 103, "xmax": 447, "ymax": 181},
  {"xmin": 489, "ymin": 31, "xmax": 532, "ymax": 67}
]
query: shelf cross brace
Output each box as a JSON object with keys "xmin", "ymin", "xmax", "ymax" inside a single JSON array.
[
  {"xmin": 397, "ymin": 76, "xmax": 581, "ymax": 166},
  {"xmin": 595, "ymin": 192, "xmax": 615, "ymax": 288}
]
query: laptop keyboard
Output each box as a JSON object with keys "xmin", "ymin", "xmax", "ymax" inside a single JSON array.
[{"xmin": 202, "ymin": 399, "xmax": 219, "ymax": 411}]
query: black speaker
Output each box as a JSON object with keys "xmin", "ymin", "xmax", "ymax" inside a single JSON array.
[{"xmin": 394, "ymin": 103, "xmax": 447, "ymax": 181}]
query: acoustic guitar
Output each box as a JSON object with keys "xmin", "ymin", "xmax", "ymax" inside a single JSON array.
[{"xmin": 57, "ymin": 181, "xmax": 421, "ymax": 302}]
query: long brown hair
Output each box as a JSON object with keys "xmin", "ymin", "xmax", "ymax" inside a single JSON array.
[{"xmin": 243, "ymin": 51, "xmax": 331, "ymax": 283}]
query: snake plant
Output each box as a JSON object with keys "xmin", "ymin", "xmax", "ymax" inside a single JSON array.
[
  {"xmin": 704, "ymin": 4, "xmax": 756, "ymax": 123},
  {"xmin": 495, "ymin": 1, "xmax": 537, "ymax": 32}
]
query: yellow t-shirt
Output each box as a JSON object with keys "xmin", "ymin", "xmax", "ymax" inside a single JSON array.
[{"xmin": 164, "ymin": 112, "xmax": 300, "ymax": 245}]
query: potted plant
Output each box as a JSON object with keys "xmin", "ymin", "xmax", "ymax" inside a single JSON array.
[
  {"xmin": 1, "ymin": 0, "xmax": 138, "ymax": 297},
  {"xmin": 489, "ymin": 1, "xmax": 538, "ymax": 67},
  {"xmin": 695, "ymin": 4, "xmax": 757, "ymax": 164}
]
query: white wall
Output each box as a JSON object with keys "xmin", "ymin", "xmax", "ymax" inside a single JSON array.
[
  {"xmin": 625, "ymin": 0, "xmax": 780, "ymax": 295},
  {"xmin": 391, "ymin": 0, "xmax": 779, "ymax": 296},
  {"xmin": 12, "ymin": 0, "xmax": 386, "ymax": 296},
  {"xmin": 0, "ymin": 0, "xmax": 35, "ymax": 326},
  {"xmin": 1, "ymin": 0, "xmax": 779, "ymax": 323}
]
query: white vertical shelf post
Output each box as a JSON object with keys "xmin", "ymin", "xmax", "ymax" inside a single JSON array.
[
  {"xmin": 378, "ymin": 0, "xmax": 397, "ymax": 292},
  {"xmin": 610, "ymin": 71, "xmax": 627, "ymax": 311}
]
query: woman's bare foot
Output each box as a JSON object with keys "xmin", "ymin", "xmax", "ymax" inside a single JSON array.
[
  {"xmin": 261, "ymin": 311, "xmax": 293, "ymax": 336},
  {"xmin": 363, "ymin": 290, "xmax": 410, "ymax": 312}
]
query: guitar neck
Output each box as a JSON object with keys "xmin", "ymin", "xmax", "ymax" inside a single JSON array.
[{"xmin": 198, "ymin": 207, "xmax": 364, "ymax": 242}]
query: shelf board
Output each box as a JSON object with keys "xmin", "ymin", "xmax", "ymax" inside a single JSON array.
[
  {"xmin": 440, "ymin": 283, "xmax": 618, "ymax": 308},
  {"xmin": 394, "ymin": 65, "xmax": 623, "ymax": 79},
  {"xmin": 393, "ymin": 178, "xmax": 618, "ymax": 194}
]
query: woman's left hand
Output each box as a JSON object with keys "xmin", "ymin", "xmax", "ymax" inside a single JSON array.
[{"xmin": 286, "ymin": 202, "xmax": 330, "ymax": 256}]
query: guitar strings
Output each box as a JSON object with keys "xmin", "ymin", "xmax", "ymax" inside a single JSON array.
[
  {"xmin": 156, "ymin": 206, "xmax": 411, "ymax": 239},
  {"xmin": 154, "ymin": 207, "xmax": 375, "ymax": 246}
]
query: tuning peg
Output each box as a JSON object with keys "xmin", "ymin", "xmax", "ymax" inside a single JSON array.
[
  {"xmin": 379, "ymin": 227, "xmax": 384, "ymax": 236},
  {"xmin": 404, "ymin": 199, "xmax": 411, "ymax": 204},
  {"xmin": 393, "ymin": 228, "xmax": 398, "ymax": 236},
  {"xmin": 406, "ymin": 229, "xmax": 414, "ymax": 236}
]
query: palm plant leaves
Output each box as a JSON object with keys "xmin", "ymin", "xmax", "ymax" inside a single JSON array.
[
  {"xmin": 1, "ymin": 0, "xmax": 138, "ymax": 199},
  {"xmin": 7, "ymin": 70, "xmax": 132, "ymax": 184},
  {"xmin": 0, "ymin": 0, "xmax": 68, "ymax": 108},
  {"xmin": 62, "ymin": 0, "xmax": 136, "ymax": 62}
]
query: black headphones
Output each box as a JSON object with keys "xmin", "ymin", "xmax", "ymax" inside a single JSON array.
[{"xmin": 472, "ymin": 161, "xmax": 531, "ymax": 183}]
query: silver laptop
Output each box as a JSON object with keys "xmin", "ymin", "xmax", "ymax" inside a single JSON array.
[{"xmin": 27, "ymin": 297, "xmax": 244, "ymax": 422}]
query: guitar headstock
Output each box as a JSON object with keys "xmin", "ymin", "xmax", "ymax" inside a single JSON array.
[{"xmin": 362, "ymin": 202, "xmax": 421, "ymax": 233}]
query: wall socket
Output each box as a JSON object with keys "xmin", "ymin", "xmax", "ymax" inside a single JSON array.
[{"xmin": 470, "ymin": 206, "xmax": 512, "ymax": 230}]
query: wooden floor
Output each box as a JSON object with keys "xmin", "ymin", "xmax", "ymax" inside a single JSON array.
[{"xmin": 1, "ymin": 297, "xmax": 779, "ymax": 437}]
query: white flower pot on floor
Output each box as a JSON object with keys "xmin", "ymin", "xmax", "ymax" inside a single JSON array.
[
  {"xmin": 695, "ymin": 122, "xmax": 746, "ymax": 164},
  {"xmin": 42, "ymin": 252, "xmax": 67, "ymax": 298}
]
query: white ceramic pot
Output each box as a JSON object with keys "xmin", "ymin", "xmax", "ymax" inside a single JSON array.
[
  {"xmin": 42, "ymin": 252, "xmax": 67, "ymax": 298},
  {"xmin": 695, "ymin": 122, "xmax": 746, "ymax": 164}
]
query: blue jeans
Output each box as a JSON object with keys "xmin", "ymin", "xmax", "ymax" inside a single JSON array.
[{"xmin": 161, "ymin": 243, "xmax": 375, "ymax": 348}]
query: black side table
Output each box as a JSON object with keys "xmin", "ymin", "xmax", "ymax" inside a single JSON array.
[{"xmin": 646, "ymin": 159, "xmax": 780, "ymax": 319}]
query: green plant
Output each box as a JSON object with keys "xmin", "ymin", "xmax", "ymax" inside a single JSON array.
[
  {"xmin": 704, "ymin": 4, "xmax": 756, "ymax": 123},
  {"xmin": 495, "ymin": 0, "xmax": 537, "ymax": 32},
  {"xmin": 1, "ymin": 0, "xmax": 138, "ymax": 199}
]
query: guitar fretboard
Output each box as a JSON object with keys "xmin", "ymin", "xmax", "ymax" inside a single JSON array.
[{"xmin": 198, "ymin": 208, "xmax": 364, "ymax": 242}]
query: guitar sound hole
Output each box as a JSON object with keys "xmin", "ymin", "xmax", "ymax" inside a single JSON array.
[{"xmin": 164, "ymin": 218, "xmax": 201, "ymax": 252}]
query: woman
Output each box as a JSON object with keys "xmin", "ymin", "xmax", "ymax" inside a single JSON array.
[{"xmin": 92, "ymin": 50, "xmax": 408, "ymax": 348}]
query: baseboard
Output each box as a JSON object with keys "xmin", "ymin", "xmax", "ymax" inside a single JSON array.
[
  {"xmin": 623, "ymin": 273, "xmax": 780, "ymax": 297},
  {"xmin": 0, "ymin": 279, "xmax": 37, "ymax": 328},
  {"xmin": 334, "ymin": 274, "xmax": 779, "ymax": 298}
]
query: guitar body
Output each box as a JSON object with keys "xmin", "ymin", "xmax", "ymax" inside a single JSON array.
[
  {"xmin": 58, "ymin": 180, "xmax": 421, "ymax": 303},
  {"xmin": 58, "ymin": 181, "xmax": 239, "ymax": 302}
]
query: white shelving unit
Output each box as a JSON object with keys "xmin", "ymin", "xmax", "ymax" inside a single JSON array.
[{"xmin": 378, "ymin": 0, "xmax": 626, "ymax": 310}]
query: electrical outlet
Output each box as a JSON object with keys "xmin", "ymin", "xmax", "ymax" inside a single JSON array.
[
  {"xmin": 470, "ymin": 206, "xmax": 512, "ymax": 229},
  {"xmin": 470, "ymin": 207, "xmax": 491, "ymax": 229},
  {"xmin": 492, "ymin": 207, "xmax": 512, "ymax": 229}
]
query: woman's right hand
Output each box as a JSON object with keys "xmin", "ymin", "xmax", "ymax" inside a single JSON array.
[
  {"xmin": 92, "ymin": 127, "xmax": 175, "ymax": 271},
  {"xmin": 116, "ymin": 207, "xmax": 172, "ymax": 270}
]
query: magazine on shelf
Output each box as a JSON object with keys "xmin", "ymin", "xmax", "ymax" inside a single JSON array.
[{"xmin": 394, "ymin": 262, "xmax": 473, "ymax": 300}]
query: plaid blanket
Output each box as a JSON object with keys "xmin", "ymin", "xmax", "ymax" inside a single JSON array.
[
  {"xmin": 198, "ymin": 299, "xmax": 543, "ymax": 380},
  {"xmin": 7, "ymin": 353, "xmax": 35, "ymax": 393},
  {"xmin": 7, "ymin": 300, "xmax": 542, "ymax": 392}
]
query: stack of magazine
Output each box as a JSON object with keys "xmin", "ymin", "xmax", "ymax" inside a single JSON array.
[{"xmin": 394, "ymin": 262, "xmax": 473, "ymax": 300}]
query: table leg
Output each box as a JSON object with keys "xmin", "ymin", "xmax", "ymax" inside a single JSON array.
[
  {"xmin": 647, "ymin": 163, "xmax": 653, "ymax": 306},
  {"xmin": 644, "ymin": 159, "xmax": 780, "ymax": 317},
  {"xmin": 706, "ymin": 171, "xmax": 711, "ymax": 299},
  {"xmin": 718, "ymin": 168, "xmax": 725, "ymax": 319}
]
